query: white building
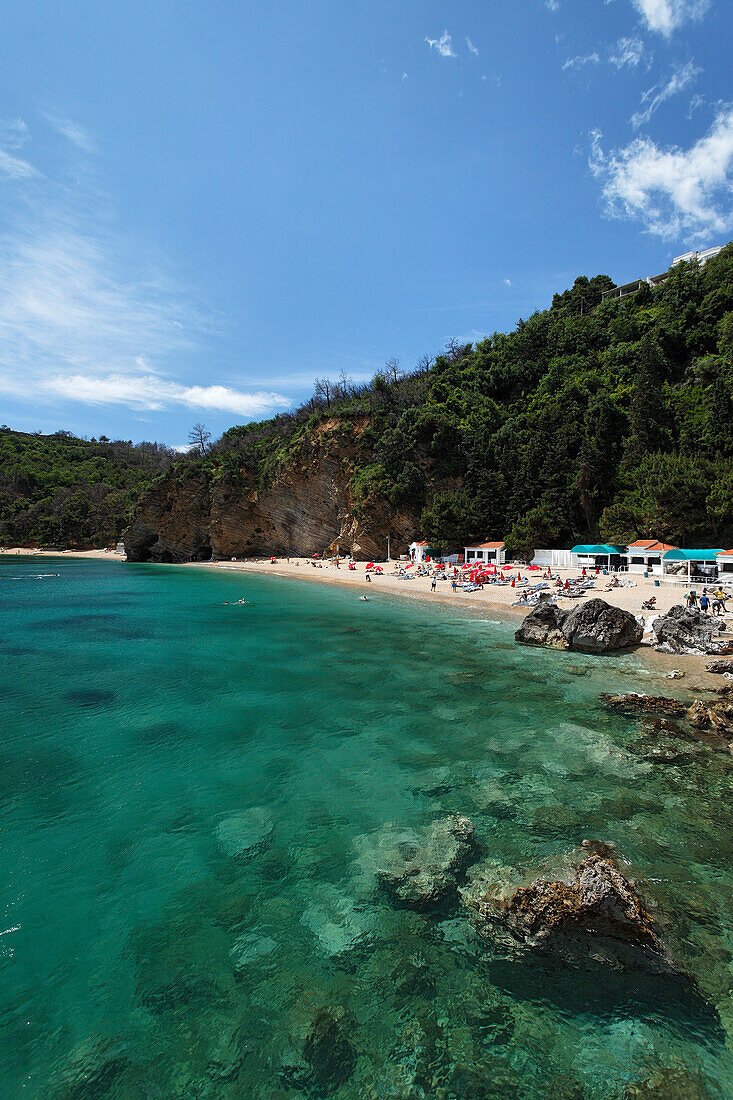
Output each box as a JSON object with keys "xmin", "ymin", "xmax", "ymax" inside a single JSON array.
[
  {"xmin": 531, "ymin": 548, "xmax": 572, "ymax": 569},
  {"xmin": 464, "ymin": 542, "xmax": 506, "ymax": 567},
  {"xmin": 409, "ymin": 540, "xmax": 438, "ymax": 563},
  {"xmin": 622, "ymin": 539, "xmax": 677, "ymax": 576}
]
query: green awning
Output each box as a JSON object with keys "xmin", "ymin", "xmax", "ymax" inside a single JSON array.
[
  {"xmin": 570, "ymin": 544, "xmax": 626, "ymax": 555},
  {"xmin": 662, "ymin": 549, "xmax": 723, "ymax": 561}
]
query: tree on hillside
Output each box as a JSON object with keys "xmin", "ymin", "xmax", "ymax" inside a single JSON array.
[{"xmin": 188, "ymin": 422, "xmax": 212, "ymax": 455}]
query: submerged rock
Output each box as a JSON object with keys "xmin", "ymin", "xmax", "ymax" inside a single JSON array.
[
  {"xmin": 623, "ymin": 1064, "xmax": 714, "ymax": 1099},
  {"xmin": 686, "ymin": 699, "xmax": 733, "ymax": 737},
  {"xmin": 358, "ymin": 815, "xmax": 476, "ymax": 910},
  {"xmin": 301, "ymin": 884, "xmax": 376, "ymax": 956},
  {"xmin": 653, "ymin": 605, "xmax": 732, "ymax": 656},
  {"xmin": 206, "ymin": 1020, "xmax": 250, "ymax": 1080},
  {"xmin": 515, "ymin": 597, "xmax": 642, "ymax": 654},
  {"xmin": 52, "ymin": 1036, "xmax": 128, "ymax": 1099},
  {"xmin": 281, "ymin": 1007, "xmax": 357, "ymax": 1094},
  {"xmin": 230, "ymin": 931, "xmax": 277, "ymax": 970},
  {"xmin": 216, "ymin": 807, "xmax": 273, "ymax": 860},
  {"xmin": 462, "ymin": 852, "xmax": 672, "ymax": 972}
]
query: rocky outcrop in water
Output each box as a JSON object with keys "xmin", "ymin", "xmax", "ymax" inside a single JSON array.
[
  {"xmin": 358, "ymin": 815, "xmax": 476, "ymax": 910},
  {"xmin": 705, "ymin": 658, "xmax": 733, "ymax": 674},
  {"xmin": 281, "ymin": 1007, "xmax": 357, "ymax": 1094},
  {"xmin": 124, "ymin": 418, "xmax": 417, "ymax": 562},
  {"xmin": 515, "ymin": 596, "xmax": 643, "ymax": 654},
  {"xmin": 599, "ymin": 693, "xmax": 687, "ymax": 718},
  {"xmin": 461, "ymin": 851, "xmax": 673, "ymax": 972},
  {"xmin": 652, "ymin": 605, "xmax": 732, "ymax": 656}
]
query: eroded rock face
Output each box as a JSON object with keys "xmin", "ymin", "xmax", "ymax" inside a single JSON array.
[
  {"xmin": 686, "ymin": 699, "xmax": 733, "ymax": 737},
  {"xmin": 515, "ymin": 597, "xmax": 642, "ymax": 653},
  {"xmin": 462, "ymin": 852, "xmax": 669, "ymax": 970},
  {"xmin": 653, "ymin": 605, "xmax": 732, "ymax": 656},
  {"xmin": 124, "ymin": 418, "xmax": 418, "ymax": 562},
  {"xmin": 359, "ymin": 815, "xmax": 476, "ymax": 910}
]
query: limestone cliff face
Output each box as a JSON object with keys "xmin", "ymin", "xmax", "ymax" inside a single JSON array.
[{"xmin": 124, "ymin": 419, "xmax": 418, "ymax": 562}]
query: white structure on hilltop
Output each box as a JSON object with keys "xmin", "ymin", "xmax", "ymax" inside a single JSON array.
[{"xmin": 601, "ymin": 245, "xmax": 723, "ymax": 302}]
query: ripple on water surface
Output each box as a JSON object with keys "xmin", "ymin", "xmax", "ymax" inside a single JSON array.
[{"xmin": 1, "ymin": 555, "xmax": 732, "ymax": 1097}]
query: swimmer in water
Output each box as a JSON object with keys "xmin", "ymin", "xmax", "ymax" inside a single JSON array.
[{"xmin": 360, "ymin": 595, "xmax": 369, "ymax": 601}]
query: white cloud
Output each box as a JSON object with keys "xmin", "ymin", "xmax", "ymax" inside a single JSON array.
[
  {"xmin": 632, "ymin": 60, "xmax": 700, "ymax": 128},
  {"xmin": 44, "ymin": 111, "xmax": 94, "ymax": 152},
  {"xmin": 562, "ymin": 52, "xmax": 601, "ymax": 72},
  {"xmin": 40, "ymin": 374, "xmax": 288, "ymax": 415},
  {"xmin": 631, "ymin": 0, "xmax": 710, "ymax": 37},
  {"xmin": 0, "ymin": 114, "xmax": 289, "ymax": 421},
  {"xmin": 425, "ymin": 31, "xmax": 456, "ymax": 58},
  {"xmin": 609, "ymin": 36, "xmax": 646, "ymax": 69},
  {"xmin": 504, "ymin": 278, "xmax": 512, "ymax": 287},
  {"xmin": 545, "ymin": 0, "xmax": 560, "ymax": 11},
  {"xmin": 466, "ymin": 37, "xmax": 479, "ymax": 56},
  {"xmin": 589, "ymin": 108, "xmax": 733, "ymax": 239},
  {"xmin": 0, "ymin": 148, "xmax": 39, "ymax": 179},
  {"xmin": 0, "ymin": 116, "xmax": 38, "ymax": 179}
]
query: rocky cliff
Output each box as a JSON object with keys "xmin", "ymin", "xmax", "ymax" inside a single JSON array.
[{"xmin": 124, "ymin": 418, "xmax": 418, "ymax": 562}]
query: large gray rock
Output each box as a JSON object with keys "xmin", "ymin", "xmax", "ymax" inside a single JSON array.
[
  {"xmin": 358, "ymin": 815, "xmax": 476, "ymax": 910},
  {"xmin": 514, "ymin": 596, "xmax": 569, "ymax": 648},
  {"xmin": 562, "ymin": 598, "xmax": 644, "ymax": 653},
  {"xmin": 515, "ymin": 596, "xmax": 643, "ymax": 654},
  {"xmin": 653, "ymin": 605, "xmax": 732, "ymax": 656}
]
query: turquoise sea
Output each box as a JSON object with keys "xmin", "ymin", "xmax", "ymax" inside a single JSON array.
[{"xmin": 1, "ymin": 555, "xmax": 732, "ymax": 1098}]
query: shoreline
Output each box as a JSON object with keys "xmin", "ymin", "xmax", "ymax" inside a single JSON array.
[
  {"xmin": 185, "ymin": 556, "xmax": 723, "ymax": 688},
  {"xmin": 4, "ymin": 548, "xmax": 723, "ymax": 686}
]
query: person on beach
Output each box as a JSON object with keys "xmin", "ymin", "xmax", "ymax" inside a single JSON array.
[
  {"xmin": 700, "ymin": 592, "xmax": 710, "ymax": 613},
  {"xmin": 431, "ymin": 577, "xmax": 437, "ymax": 592},
  {"xmin": 451, "ymin": 579, "xmax": 457, "ymax": 592},
  {"xmin": 686, "ymin": 590, "xmax": 698, "ymax": 608}
]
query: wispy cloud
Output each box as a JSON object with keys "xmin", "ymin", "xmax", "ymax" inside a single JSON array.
[
  {"xmin": 503, "ymin": 278, "xmax": 512, "ymax": 287},
  {"xmin": 41, "ymin": 374, "xmax": 288, "ymax": 416},
  {"xmin": 631, "ymin": 60, "xmax": 700, "ymax": 128},
  {"xmin": 0, "ymin": 115, "xmax": 289, "ymax": 420},
  {"xmin": 466, "ymin": 37, "xmax": 479, "ymax": 56},
  {"xmin": 0, "ymin": 116, "xmax": 39, "ymax": 179},
  {"xmin": 562, "ymin": 52, "xmax": 601, "ymax": 72},
  {"xmin": 631, "ymin": 0, "xmax": 710, "ymax": 38},
  {"xmin": 545, "ymin": 0, "xmax": 560, "ymax": 11},
  {"xmin": 44, "ymin": 110, "xmax": 94, "ymax": 152},
  {"xmin": 425, "ymin": 31, "xmax": 456, "ymax": 58},
  {"xmin": 589, "ymin": 107, "xmax": 733, "ymax": 239},
  {"xmin": 609, "ymin": 36, "xmax": 646, "ymax": 69}
]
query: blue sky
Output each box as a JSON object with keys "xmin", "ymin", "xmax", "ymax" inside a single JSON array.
[{"xmin": 0, "ymin": 0, "xmax": 731, "ymax": 446}]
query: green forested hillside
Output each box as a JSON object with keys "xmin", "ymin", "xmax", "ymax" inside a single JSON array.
[
  {"xmin": 182, "ymin": 242, "xmax": 733, "ymax": 553},
  {"xmin": 6, "ymin": 244, "xmax": 733, "ymax": 554},
  {"xmin": 0, "ymin": 430, "xmax": 173, "ymax": 547}
]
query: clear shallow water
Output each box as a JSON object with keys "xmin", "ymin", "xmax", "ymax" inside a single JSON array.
[{"xmin": 1, "ymin": 557, "xmax": 732, "ymax": 1098}]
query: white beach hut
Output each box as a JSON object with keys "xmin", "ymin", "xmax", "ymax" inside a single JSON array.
[
  {"xmin": 622, "ymin": 540, "xmax": 677, "ymax": 576},
  {"xmin": 409, "ymin": 540, "xmax": 437, "ymax": 563},
  {"xmin": 464, "ymin": 541, "xmax": 506, "ymax": 567}
]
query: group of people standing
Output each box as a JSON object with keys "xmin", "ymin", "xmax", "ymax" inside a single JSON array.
[{"xmin": 687, "ymin": 587, "xmax": 728, "ymax": 615}]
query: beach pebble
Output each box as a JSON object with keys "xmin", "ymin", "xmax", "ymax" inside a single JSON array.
[{"xmin": 216, "ymin": 807, "xmax": 273, "ymax": 859}]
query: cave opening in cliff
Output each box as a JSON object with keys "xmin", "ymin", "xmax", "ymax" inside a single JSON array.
[{"xmin": 192, "ymin": 545, "xmax": 213, "ymax": 562}]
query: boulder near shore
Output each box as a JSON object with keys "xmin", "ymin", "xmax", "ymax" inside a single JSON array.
[
  {"xmin": 652, "ymin": 605, "xmax": 733, "ymax": 656},
  {"xmin": 515, "ymin": 596, "xmax": 643, "ymax": 654}
]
